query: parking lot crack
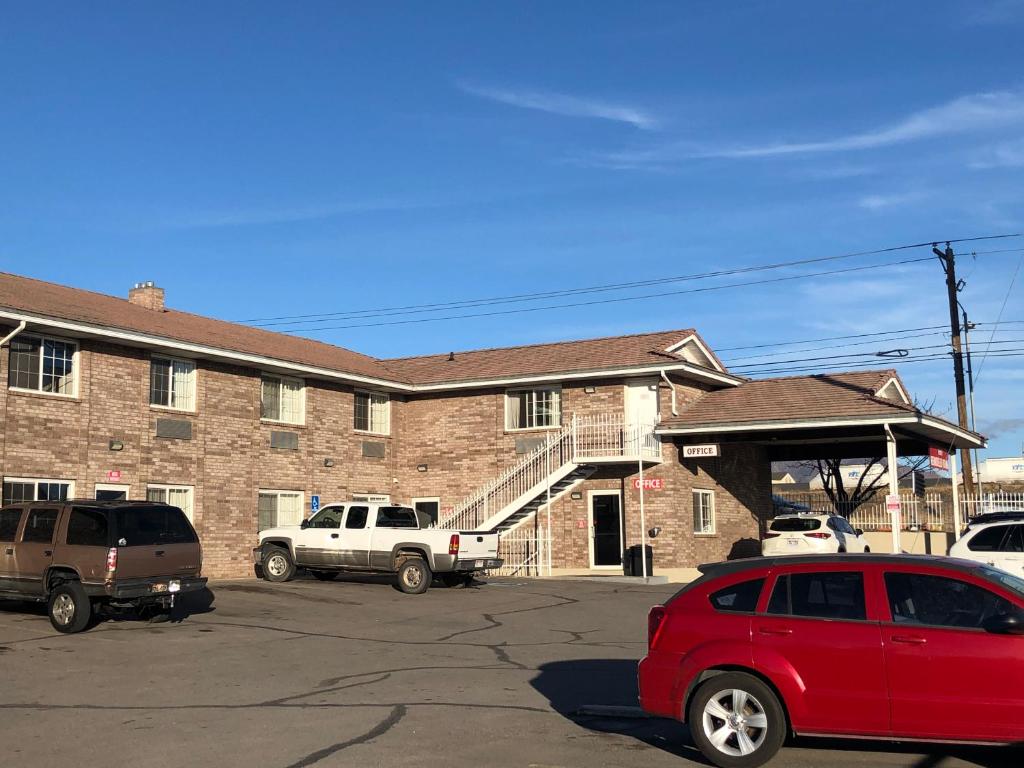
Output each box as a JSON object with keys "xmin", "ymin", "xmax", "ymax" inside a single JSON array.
[{"xmin": 280, "ymin": 704, "xmax": 406, "ymax": 768}]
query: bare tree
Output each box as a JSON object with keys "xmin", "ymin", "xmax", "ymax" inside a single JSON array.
[{"xmin": 804, "ymin": 396, "xmax": 935, "ymax": 516}]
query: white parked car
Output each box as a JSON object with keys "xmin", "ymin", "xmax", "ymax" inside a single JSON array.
[
  {"xmin": 762, "ymin": 512, "xmax": 870, "ymax": 556},
  {"xmin": 949, "ymin": 513, "xmax": 1024, "ymax": 578}
]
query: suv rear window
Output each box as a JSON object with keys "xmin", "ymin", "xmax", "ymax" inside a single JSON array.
[
  {"xmin": 770, "ymin": 517, "xmax": 822, "ymax": 532},
  {"xmin": 66, "ymin": 507, "xmax": 110, "ymax": 547},
  {"xmin": 968, "ymin": 525, "xmax": 1012, "ymax": 552},
  {"xmin": 114, "ymin": 505, "xmax": 198, "ymax": 546}
]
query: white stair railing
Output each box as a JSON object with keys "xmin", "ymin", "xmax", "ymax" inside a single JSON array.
[{"xmin": 439, "ymin": 413, "xmax": 660, "ymax": 531}]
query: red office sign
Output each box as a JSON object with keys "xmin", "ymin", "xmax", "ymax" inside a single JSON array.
[
  {"xmin": 928, "ymin": 446, "xmax": 949, "ymax": 472},
  {"xmin": 106, "ymin": 470, "xmax": 122, "ymax": 482},
  {"xmin": 631, "ymin": 478, "xmax": 665, "ymax": 491}
]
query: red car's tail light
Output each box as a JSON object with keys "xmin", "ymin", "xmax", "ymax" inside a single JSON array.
[
  {"xmin": 648, "ymin": 605, "xmax": 667, "ymax": 649},
  {"xmin": 449, "ymin": 534, "xmax": 460, "ymax": 556},
  {"xmin": 804, "ymin": 532, "xmax": 832, "ymax": 539}
]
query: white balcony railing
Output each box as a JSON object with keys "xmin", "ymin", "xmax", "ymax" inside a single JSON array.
[{"xmin": 439, "ymin": 413, "xmax": 660, "ymax": 532}]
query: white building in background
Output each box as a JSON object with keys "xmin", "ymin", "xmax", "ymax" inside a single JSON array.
[
  {"xmin": 968, "ymin": 457, "xmax": 1024, "ymax": 483},
  {"xmin": 808, "ymin": 462, "xmax": 888, "ymax": 490}
]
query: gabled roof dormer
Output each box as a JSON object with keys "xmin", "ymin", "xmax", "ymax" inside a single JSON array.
[
  {"xmin": 874, "ymin": 375, "xmax": 911, "ymax": 405},
  {"xmin": 663, "ymin": 333, "xmax": 726, "ymax": 373}
]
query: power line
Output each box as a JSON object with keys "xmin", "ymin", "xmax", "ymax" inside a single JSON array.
[
  {"xmin": 237, "ymin": 237, "xmax": 1024, "ymax": 327},
  {"xmin": 741, "ymin": 350, "xmax": 1024, "ymax": 377},
  {"xmin": 266, "ymin": 256, "xmax": 935, "ymax": 333},
  {"xmin": 975, "ymin": 250, "xmax": 1024, "ymax": 383}
]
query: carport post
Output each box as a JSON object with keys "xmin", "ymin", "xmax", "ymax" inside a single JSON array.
[
  {"xmin": 885, "ymin": 424, "xmax": 901, "ymax": 554},
  {"xmin": 950, "ymin": 452, "xmax": 963, "ymax": 541}
]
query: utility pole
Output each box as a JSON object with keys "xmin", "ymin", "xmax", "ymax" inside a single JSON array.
[
  {"xmin": 934, "ymin": 243, "xmax": 976, "ymax": 497},
  {"xmin": 960, "ymin": 306, "xmax": 984, "ymax": 499}
]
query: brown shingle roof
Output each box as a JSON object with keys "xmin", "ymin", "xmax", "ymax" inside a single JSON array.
[
  {"xmin": 0, "ymin": 273, "xmax": 725, "ymax": 388},
  {"xmin": 0, "ymin": 272, "xmax": 398, "ymax": 382},
  {"xmin": 660, "ymin": 370, "xmax": 918, "ymax": 429},
  {"xmin": 380, "ymin": 329, "xmax": 719, "ymax": 385}
]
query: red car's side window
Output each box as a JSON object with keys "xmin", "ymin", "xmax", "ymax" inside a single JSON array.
[
  {"xmin": 708, "ymin": 578, "xmax": 765, "ymax": 613},
  {"xmin": 766, "ymin": 571, "xmax": 867, "ymax": 621},
  {"xmin": 884, "ymin": 572, "xmax": 1017, "ymax": 629}
]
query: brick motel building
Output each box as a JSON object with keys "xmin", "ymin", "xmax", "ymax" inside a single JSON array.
[{"xmin": 0, "ymin": 273, "xmax": 985, "ymax": 579}]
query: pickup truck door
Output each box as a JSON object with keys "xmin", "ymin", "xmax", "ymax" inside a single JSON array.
[
  {"xmin": 340, "ymin": 506, "xmax": 371, "ymax": 568},
  {"xmin": 292, "ymin": 505, "xmax": 345, "ymax": 567}
]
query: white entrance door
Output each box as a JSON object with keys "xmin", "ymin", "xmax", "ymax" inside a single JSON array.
[
  {"xmin": 95, "ymin": 483, "xmax": 130, "ymax": 501},
  {"xmin": 625, "ymin": 379, "xmax": 659, "ymax": 452}
]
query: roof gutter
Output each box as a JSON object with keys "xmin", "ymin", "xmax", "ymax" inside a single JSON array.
[{"xmin": 0, "ymin": 320, "xmax": 27, "ymax": 348}]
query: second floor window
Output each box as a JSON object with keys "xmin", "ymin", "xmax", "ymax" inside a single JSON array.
[
  {"xmin": 150, "ymin": 357, "xmax": 196, "ymax": 411},
  {"xmin": 354, "ymin": 391, "xmax": 390, "ymax": 434},
  {"xmin": 8, "ymin": 335, "xmax": 76, "ymax": 396},
  {"xmin": 261, "ymin": 374, "xmax": 304, "ymax": 424},
  {"xmin": 506, "ymin": 387, "xmax": 561, "ymax": 430}
]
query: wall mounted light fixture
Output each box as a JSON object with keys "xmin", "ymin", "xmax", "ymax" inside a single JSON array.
[
  {"xmin": 323, "ymin": 458, "xmax": 335, "ymax": 468},
  {"xmin": 584, "ymin": 386, "xmax": 596, "ymax": 394},
  {"xmin": 570, "ymin": 491, "xmax": 583, "ymax": 500},
  {"xmin": 109, "ymin": 439, "xmax": 125, "ymax": 451},
  {"xmin": 417, "ymin": 464, "xmax": 428, "ymax": 472}
]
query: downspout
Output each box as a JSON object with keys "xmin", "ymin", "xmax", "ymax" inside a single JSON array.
[
  {"xmin": 0, "ymin": 320, "xmax": 27, "ymax": 348},
  {"xmin": 659, "ymin": 369, "xmax": 678, "ymax": 417}
]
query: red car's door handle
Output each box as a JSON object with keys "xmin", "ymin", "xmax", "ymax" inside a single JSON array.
[
  {"xmin": 757, "ymin": 627, "xmax": 793, "ymax": 636},
  {"xmin": 891, "ymin": 635, "xmax": 927, "ymax": 645}
]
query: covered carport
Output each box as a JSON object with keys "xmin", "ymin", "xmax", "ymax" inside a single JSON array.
[{"xmin": 656, "ymin": 370, "xmax": 986, "ymax": 552}]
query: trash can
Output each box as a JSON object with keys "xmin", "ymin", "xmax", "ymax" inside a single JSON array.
[{"xmin": 623, "ymin": 544, "xmax": 654, "ymax": 577}]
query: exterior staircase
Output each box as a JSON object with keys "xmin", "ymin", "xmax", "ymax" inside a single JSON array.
[{"xmin": 438, "ymin": 413, "xmax": 660, "ymax": 534}]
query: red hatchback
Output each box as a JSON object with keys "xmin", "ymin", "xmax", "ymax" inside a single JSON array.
[{"xmin": 639, "ymin": 554, "xmax": 1024, "ymax": 767}]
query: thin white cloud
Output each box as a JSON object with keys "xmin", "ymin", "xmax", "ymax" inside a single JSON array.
[
  {"xmin": 157, "ymin": 198, "xmax": 446, "ymax": 230},
  {"xmin": 457, "ymin": 81, "xmax": 658, "ymax": 130},
  {"xmin": 585, "ymin": 87, "xmax": 1024, "ymax": 168},
  {"xmin": 969, "ymin": 137, "xmax": 1024, "ymax": 168},
  {"xmin": 857, "ymin": 191, "xmax": 926, "ymax": 211}
]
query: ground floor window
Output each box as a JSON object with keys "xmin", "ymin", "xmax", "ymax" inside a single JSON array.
[
  {"xmin": 146, "ymin": 484, "xmax": 195, "ymax": 522},
  {"xmin": 693, "ymin": 489, "xmax": 716, "ymax": 535},
  {"xmin": 412, "ymin": 497, "xmax": 441, "ymax": 527},
  {"xmin": 258, "ymin": 490, "xmax": 304, "ymax": 531},
  {"xmin": 2, "ymin": 477, "xmax": 74, "ymax": 507}
]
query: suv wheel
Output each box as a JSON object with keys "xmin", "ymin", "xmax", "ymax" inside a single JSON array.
[
  {"xmin": 262, "ymin": 546, "xmax": 296, "ymax": 583},
  {"xmin": 688, "ymin": 672, "xmax": 786, "ymax": 768},
  {"xmin": 397, "ymin": 558, "xmax": 431, "ymax": 594},
  {"xmin": 48, "ymin": 582, "xmax": 92, "ymax": 634}
]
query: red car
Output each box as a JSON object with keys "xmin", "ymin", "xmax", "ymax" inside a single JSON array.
[{"xmin": 639, "ymin": 554, "xmax": 1024, "ymax": 767}]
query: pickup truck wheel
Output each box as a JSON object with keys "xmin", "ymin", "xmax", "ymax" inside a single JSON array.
[
  {"xmin": 309, "ymin": 570, "xmax": 339, "ymax": 581},
  {"xmin": 48, "ymin": 582, "xmax": 92, "ymax": 634},
  {"xmin": 688, "ymin": 672, "xmax": 786, "ymax": 768},
  {"xmin": 262, "ymin": 547, "xmax": 296, "ymax": 583},
  {"xmin": 397, "ymin": 558, "xmax": 431, "ymax": 594}
]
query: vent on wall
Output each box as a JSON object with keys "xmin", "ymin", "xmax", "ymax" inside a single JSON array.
[
  {"xmin": 155, "ymin": 418, "xmax": 192, "ymax": 440},
  {"xmin": 362, "ymin": 441, "xmax": 386, "ymax": 458},
  {"xmin": 270, "ymin": 431, "xmax": 300, "ymax": 450}
]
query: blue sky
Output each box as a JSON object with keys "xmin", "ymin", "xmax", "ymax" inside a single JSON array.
[{"xmin": 2, "ymin": 1, "xmax": 1023, "ymax": 459}]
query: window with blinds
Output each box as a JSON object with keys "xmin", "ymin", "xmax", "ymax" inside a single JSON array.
[
  {"xmin": 150, "ymin": 357, "xmax": 196, "ymax": 411},
  {"xmin": 8, "ymin": 336, "xmax": 76, "ymax": 396},
  {"xmin": 693, "ymin": 489, "xmax": 716, "ymax": 535},
  {"xmin": 258, "ymin": 490, "xmax": 304, "ymax": 531},
  {"xmin": 506, "ymin": 387, "xmax": 561, "ymax": 430},
  {"xmin": 354, "ymin": 391, "xmax": 390, "ymax": 434},
  {"xmin": 261, "ymin": 374, "xmax": 304, "ymax": 424},
  {"xmin": 146, "ymin": 485, "xmax": 195, "ymax": 523}
]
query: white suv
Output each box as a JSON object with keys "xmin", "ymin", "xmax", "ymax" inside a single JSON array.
[
  {"xmin": 949, "ymin": 514, "xmax": 1024, "ymax": 577},
  {"xmin": 762, "ymin": 512, "xmax": 870, "ymax": 556}
]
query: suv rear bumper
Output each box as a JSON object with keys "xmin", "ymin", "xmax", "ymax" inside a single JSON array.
[{"xmin": 84, "ymin": 576, "xmax": 208, "ymax": 601}]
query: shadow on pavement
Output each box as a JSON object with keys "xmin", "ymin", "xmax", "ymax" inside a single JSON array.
[{"xmin": 531, "ymin": 659, "xmax": 1020, "ymax": 768}]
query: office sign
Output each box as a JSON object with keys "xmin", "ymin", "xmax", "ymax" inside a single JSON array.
[
  {"xmin": 631, "ymin": 478, "xmax": 665, "ymax": 491},
  {"xmin": 928, "ymin": 446, "xmax": 949, "ymax": 472},
  {"xmin": 682, "ymin": 444, "xmax": 720, "ymax": 458},
  {"xmin": 885, "ymin": 494, "xmax": 901, "ymax": 514}
]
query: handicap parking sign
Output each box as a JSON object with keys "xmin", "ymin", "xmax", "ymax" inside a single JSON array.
[{"xmin": 311, "ymin": 495, "xmax": 320, "ymax": 513}]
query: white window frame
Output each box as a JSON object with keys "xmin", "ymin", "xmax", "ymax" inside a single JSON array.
[
  {"xmin": 260, "ymin": 374, "xmax": 306, "ymax": 426},
  {"xmin": 257, "ymin": 489, "xmax": 305, "ymax": 530},
  {"xmin": 7, "ymin": 334, "xmax": 79, "ymax": 398},
  {"xmin": 353, "ymin": 390, "xmax": 390, "ymax": 435},
  {"xmin": 146, "ymin": 483, "xmax": 195, "ymax": 523},
  {"xmin": 94, "ymin": 483, "xmax": 131, "ymax": 499},
  {"xmin": 588, "ymin": 489, "xmax": 624, "ymax": 570},
  {"xmin": 2, "ymin": 477, "xmax": 76, "ymax": 505},
  {"xmin": 411, "ymin": 496, "xmax": 442, "ymax": 528},
  {"xmin": 149, "ymin": 355, "xmax": 197, "ymax": 412},
  {"xmin": 505, "ymin": 386, "xmax": 562, "ymax": 431},
  {"xmin": 693, "ymin": 489, "xmax": 716, "ymax": 536}
]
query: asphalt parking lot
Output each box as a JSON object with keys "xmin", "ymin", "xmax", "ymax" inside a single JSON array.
[{"xmin": 0, "ymin": 575, "xmax": 1017, "ymax": 768}]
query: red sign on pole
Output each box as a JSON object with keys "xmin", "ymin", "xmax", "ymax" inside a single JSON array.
[
  {"xmin": 631, "ymin": 478, "xmax": 665, "ymax": 491},
  {"xmin": 928, "ymin": 446, "xmax": 949, "ymax": 472}
]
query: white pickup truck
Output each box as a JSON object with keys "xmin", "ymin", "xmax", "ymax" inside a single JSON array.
[{"xmin": 253, "ymin": 502, "xmax": 503, "ymax": 594}]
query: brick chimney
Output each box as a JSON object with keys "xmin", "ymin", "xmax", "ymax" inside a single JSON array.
[{"xmin": 128, "ymin": 281, "xmax": 165, "ymax": 311}]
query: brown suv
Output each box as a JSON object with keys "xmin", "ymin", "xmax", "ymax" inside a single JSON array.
[{"xmin": 0, "ymin": 500, "xmax": 206, "ymax": 633}]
